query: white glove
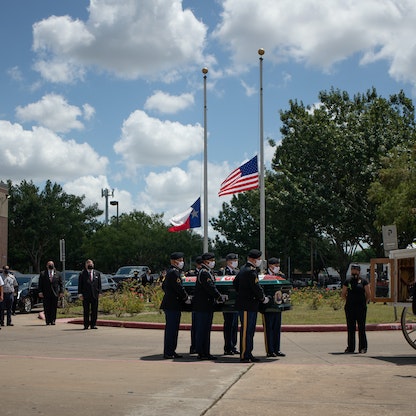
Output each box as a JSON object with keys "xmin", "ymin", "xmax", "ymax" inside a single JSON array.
[
  {"xmin": 221, "ymin": 294, "xmax": 229, "ymax": 302},
  {"xmin": 262, "ymin": 296, "xmax": 270, "ymax": 304},
  {"xmin": 185, "ymin": 297, "xmax": 192, "ymax": 304}
]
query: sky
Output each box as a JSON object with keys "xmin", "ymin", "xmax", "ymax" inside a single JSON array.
[{"xmin": 1, "ymin": 0, "xmax": 416, "ymax": 239}]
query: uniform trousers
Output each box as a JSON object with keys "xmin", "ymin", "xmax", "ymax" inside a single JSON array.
[
  {"xmin": 0, "ymin": 292, "xmax": 14, "ymax": 325},
  {"xmin": 194, "ymin": 311, "xmax": 214, "ymax": 357},
  {"xmin": 239, "ymin": 310, "xmax": 258, "ymax": 359},
  {"xmin": 163, "ymin": 310, "xmax": 181, "ymax": 356},
  {"xmin": 190, "ymin": 311, "xmax": 197, "ymax": 352},
  {"xmin": 223, "ymin": 312, "xmax": 238, "ymax": 352},
  {"xmin": 262, "ymin": 311, "xmax": 282, "ymax": 354},
  {"xmin": 345, "ymin": 304, "xmax": 367, "ymax": 351},
  {"xmin": 83, "ymin": 297, "xmax": 99, "ymax": 328}
]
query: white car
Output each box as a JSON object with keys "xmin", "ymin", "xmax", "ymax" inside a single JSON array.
[{"xmin": 326, "ymin": 281, "xmax": 341, "ymax": 290}]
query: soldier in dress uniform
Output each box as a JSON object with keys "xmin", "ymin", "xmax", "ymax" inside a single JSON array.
[
  {"xmin": 189, "ymin": 255, "xmax": 203, "ymax": 355},
  {"xmin": 262, "ymin": 257, "xmax": 286, "ymax": 357},
  {"xmin": 219, "ymin": 253, "xmax": 240, "ymax": 355},
  {"xmin": 193, "ymin": 252, "xmax": 225, "ymax": 360},
  {"xmin": 160, "ymin": 252, "xmax": 190, "ymax": 359},
  {"xmin": 233, "ymin": 249, "xmax": 270, "ymax": 363}
]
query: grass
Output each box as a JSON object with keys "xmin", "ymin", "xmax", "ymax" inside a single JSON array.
[{"xmin": 59, "ymin": 301, "xmax": 402, "ymax": 325}]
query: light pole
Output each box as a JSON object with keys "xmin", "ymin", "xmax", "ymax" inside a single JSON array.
[
  {"xmin": 101, "ymin": 188, "xmax": 114, "ymax": 225},
  {"xmin": 110, "ymin": 200, "xmax": 119, "ymax": 226}
]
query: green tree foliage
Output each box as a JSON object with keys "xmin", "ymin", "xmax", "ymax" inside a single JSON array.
[
  {"xmin": 8, "ymin": 180, "xmax": 102, "ymax": 272},
  {"xmin": 82, "ymin": 210, "xmax": 204, "ymax": 273},
  {"xmin": 273, "ymin": 88, "xmax": 416, "ymax": 277},
  {"xmin": 368, "ymin": 145, "xmax": 416, "ymax": 248}
]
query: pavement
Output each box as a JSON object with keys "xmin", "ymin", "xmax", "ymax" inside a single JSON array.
[{"xmin": 1, "ymin": 312, "xmax": 416, "ymax": 416}]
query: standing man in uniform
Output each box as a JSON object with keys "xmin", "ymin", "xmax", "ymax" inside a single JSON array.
[
  {"xmin": 189, "ymin": 255, "xmax": 203, "ymax": 355},
  {"xmin": 160, "ymin": 252, "xmax": 190, "ymax": 359},
  {"xmin": 220, "ymin": 253, "xmax": 240, "ymax": 355},
  {"xmin": 341, "ymin": 264, "xmax": 371, "ymax": 353},
  {"xmin": 262, "ymin": 257, "xmax": 285, "ymax": 357},
  {"xmin": 78, "ymin": 259, "xmax": 102, "ymax": 330},
  {"xmin": 234, "ymin": 249, "xmax": 270, "ymax": 363},
  {"xmin": 193, "ymin": 252, "xmax": 225, "ymax": 360},
  {"xmin": 38, "ymin": 260, "xmax": 64, "ymax": 325}
]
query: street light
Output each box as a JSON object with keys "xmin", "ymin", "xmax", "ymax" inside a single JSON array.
[{"xmin": 110, "ymin": 200, "xmax": 119, "ymax": 226}]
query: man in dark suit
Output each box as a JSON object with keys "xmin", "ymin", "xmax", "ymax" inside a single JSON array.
[
  {"xmin": 78, "ymin": 259, "xmax": 102, "ymax": 330},
  {"xmin": 38, "ymin": 260, "xmax": 64, "ymax": 326}
]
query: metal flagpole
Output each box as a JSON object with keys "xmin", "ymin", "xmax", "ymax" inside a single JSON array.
[
  {"xmin": 202, "ymin": 67, "xmax": 209, "ymax": 253},
  {"xmin": 258, "ymin": 48, "xmax": 266, "ymax": 270}
]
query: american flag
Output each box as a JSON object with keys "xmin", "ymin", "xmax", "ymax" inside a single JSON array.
[{"xmin": 218, "ymin": 155, "xmax": 259, "ymax": 197}]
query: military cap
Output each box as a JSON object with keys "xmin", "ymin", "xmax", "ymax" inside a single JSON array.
[
  {"xmin": 201, "ymin": 252, "xmax": 215, "ymax": 260},
  {"xmin": 170, "ymin": 252, "xmax": 184, "ymax": 260},
  {"xmin": 226, "ymin": 253, "xmax": 238, "ymax": 260},
  {"xmin": 248, "ymin": 249, "xmax": 262, "ymax": 259},
  {"xmin": 268, "ymin": 257, "xmax": 280, "ymax": 265},
  {"xmin": 351, "ymin": 263, "xmax": 361, "ymax": 270},
  {"xmin": 195, "ymin": 256, "xmax": 203, "ymax": 265}
]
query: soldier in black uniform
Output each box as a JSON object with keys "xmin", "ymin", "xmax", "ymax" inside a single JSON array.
[
  {"xmin": 262, "ymin": 257, "xmax": 285, "ymax": 357},
  {"xmin": 341, "ymin": 264, "xmax": 371, "ymax": 353},
  {"xmin": 160, "ymin": 252, "xmax": 190, "ymax": 359},
  {"xmin": 219, "ymin": 253, "xmax": 240, "ymax": 355},
  {"xmin": 189, "ymin": 255, "xmax": 203, "ymax": 355},
  {"xmin": 193, "ymin": 252, "xmax": 225, "ymax": 360},
  {"xmin": 233, "ymin": 249, "xmax": 270, "ymax": 363}
]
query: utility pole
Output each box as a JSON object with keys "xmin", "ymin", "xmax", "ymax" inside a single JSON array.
[{"xmin": 101, "ymin": 188, "xmax": 114, "ymax": 225}]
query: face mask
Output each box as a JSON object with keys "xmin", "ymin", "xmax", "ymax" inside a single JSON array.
[
  {"xmin": 48, "ymin": 264, "xmax": 54, "ymax": 270},
  {"xmin": 87, "ymin": 265, "xmax": 93, "ymax": 270},
  {"xmin": 177, "ymin": 261, "xmax": 184, "ymax": 270},
  {"xmin": 230, "ymin": 261, "xmax": 238, "ymax": 269},
  {"xmin": 255, "ymin": 259, "xmax": 262, "ymax": 268},
  {"xmin": 207, "ymin": 261, "xmax": 215, "ymax": 269},
  {"xmin": 272, "ymin": 266, "xmax": 280, "ymax": 273}
]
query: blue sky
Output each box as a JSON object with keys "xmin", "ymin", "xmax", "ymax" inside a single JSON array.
[{"xmin": 1, "ymin": 0, "xmax": 415, "ymax": 238}]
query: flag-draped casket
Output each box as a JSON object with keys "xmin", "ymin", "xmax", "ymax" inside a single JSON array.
[{"xmin": 182, "ymin": 274, "xmax": 292, "ymax": 313}]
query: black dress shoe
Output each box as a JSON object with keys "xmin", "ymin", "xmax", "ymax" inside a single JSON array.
[
  {"xmin": 344, "ymin": 348, "xmax": 354, "ymax": 353},
  {"xmin": 267, "ymin": 352, "xmax": 277, "ymax": 357},
  {"xmin": 91, "ymin": 326, "xmax": 98, "ymax": 329},
  {"xmin": 163, "ymin": 354, "xmax": 174, "ymax": 359},
  {"xmin": 276, "ymin": 351, "xmax": 286, "ymax": 357},
  {"xmin": 232, "ymin": 349, "xmax": 240, "ymax": 355},
  {"xmin": 51, "ymin": 322, "xmax": 55, "ymax": 325},
  {"xmin": 240, "ymin": 358, "xmax": 251, "ymax": 363},
  {"xmin": 189, "ymin": 347, "xmax": 197, "ymax": 355},
  {"xmin": 224, "ymin": 350, "xmax": 235, "ymax": 355},
  {"xmin": 359, "ymin": 348, "xmax": 367, "ymax": 354},
  {"xmin": 83, "ymin": 327, "xmax": 89, "ymax": 330},
  {"xmin": 249, "ymin": 356, "xmax": 260, "ymax": 362},
  {"xmin": 206, "ymin": 355, "xmax": 217, "ymax": 360},
  {"xmin": 7, "ymin": 323, "xmax": 14, "ymax": 326},
  {"xmin": 172, "ymin": 352, "xmax": 182, "ymax": 358}
]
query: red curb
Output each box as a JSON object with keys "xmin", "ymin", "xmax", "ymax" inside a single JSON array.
[{"xmin": 65, "ymin": 319, "xmax": 402, "ymax": 332}]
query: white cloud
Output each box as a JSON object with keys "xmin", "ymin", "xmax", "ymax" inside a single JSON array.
[
  {"xmin": 0, "ymin": 121, "xmax": 108, "ymax": 182},
  {"xmin": 144, "ymin": 91, "xmax": 194, "ymax": 114},
  {"xmin": 113, "ymin": 110, "xmax": 203, "ymax": 169},
  {"xmin": 32, "ymin": 0, "xmax": 208, "ymax": 83},
  {"xmin": 213, "ymin": 0, "xmax": 416, "ymax": 86},
  {"xmin": 7, "ymin": 66, "xmax": 23, "ymax": 81},
  {"xmin": 240, "ymin": 80, "xmax": 256, "ymax": 97},
  {"xmin": 15, "ymin": 94, "xmax": 94, "ymax": 133}
]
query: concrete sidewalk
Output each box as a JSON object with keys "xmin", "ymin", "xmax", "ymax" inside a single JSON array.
[{"xmin": 1, "ymin": 312, "xmax": 415, "ymax": 416}]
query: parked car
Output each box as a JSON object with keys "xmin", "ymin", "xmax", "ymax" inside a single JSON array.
[
  {"xmin": 111, "ymin": 265, "xmax": 149, "ymax": 287},
  {"xmin": 65, "ymin": 272, "xmax": 117, "ymax": 302},
  {"xmin": 15, "ymin": 274, "xmax": 43, "ymax": 313},
  {"xmin": 326, "ymin": 281, "xmax": 342, "ymax": 290}
]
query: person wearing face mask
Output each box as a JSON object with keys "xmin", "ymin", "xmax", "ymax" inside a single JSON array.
[
  {"xmin": 0, "ymin": 266, "xmax": 18, "ymax": 327},
  {"xmin": 220, "ymin": 253, "xmax": 240, "ymax": 355},
  {"xmin": 233, "ymin": 249, "xmax": 270, "ymax": 363},
  {"xmin": 38, "ymin": 260, "xmax": 64, "ymax": 326},
  {"xmin": 262, "ymin": 258, "xmax": 286, "ymax": 358},
  {"xmin": 193, "ymin": 252, "xmax": 226, "ymax": 360},
  {"xmin": 341, "ymin": 264, "xmax": 371, "ymax": 353},
  {"xmin": 78, "ymin": 259, "xmax": 102, "ymax": 330},
  {"xmin": 160, "ymin": 252, "xmax": 191, "ymax": 359}
]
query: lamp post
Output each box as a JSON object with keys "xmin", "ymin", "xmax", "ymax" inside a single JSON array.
[{"xmin": 110, "ymin": 200, "xmax": 119, "ymax": 226}]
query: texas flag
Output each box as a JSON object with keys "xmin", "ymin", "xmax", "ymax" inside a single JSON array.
[{"xmin": 168, "ymin": 198, "xmax": 201, "ymax": 232}]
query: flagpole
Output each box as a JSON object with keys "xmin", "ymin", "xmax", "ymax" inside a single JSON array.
[
  {"xmin": 202, "ymin": 67, "xmax": 209, "ymax": 253},
  {"xmin": 258, "ymin": 48, "xmax": 265, "ymax": 270}
]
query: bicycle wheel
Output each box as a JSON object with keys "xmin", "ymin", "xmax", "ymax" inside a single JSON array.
[{"xmin": 401, "ymin": 307, "xmax": 416, "ymax": 350}]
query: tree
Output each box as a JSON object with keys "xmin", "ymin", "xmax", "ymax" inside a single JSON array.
[
  {"xmin": 368, "ymin": 145, "xmax": 416, "ymax": 248},
  {"xmin": 273, "ymin": 88, "xmax": 416, "ymax": 278},
  {"xmin": 82, "ymin": 210, "xmax": 204, "ymax": 273},
  {"xmin": 8, "ymin": 180, "xmax": 102, "ymax": 272}
]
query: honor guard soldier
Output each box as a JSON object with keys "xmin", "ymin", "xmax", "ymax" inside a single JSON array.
[
  {"xmin": 262, "ymin": 257, "xmax": 285, "ymax": 357},
  {"xmin": 193, "ymin": 252, "xmax": 226, "ymax": 360},
  {"xmin": 220, "ymin": 253, "xmax": 240, "ymax": 355},
  {"xmin": 234, "ymin": 249, "xmax": 270, "ymax": 363},
  {"xmin": 160, "ymin": 252, "xmax": 191, "ymax": 359}
]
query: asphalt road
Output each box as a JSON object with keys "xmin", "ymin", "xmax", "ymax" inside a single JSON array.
[{"xmin": 1, "ymin": 312, "xmax": 415, "ymax": 416}]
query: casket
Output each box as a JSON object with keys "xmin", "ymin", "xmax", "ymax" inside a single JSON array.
[{"xmin": 182, "ymin": 274, "xmax": 292, "ymax": 313}]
